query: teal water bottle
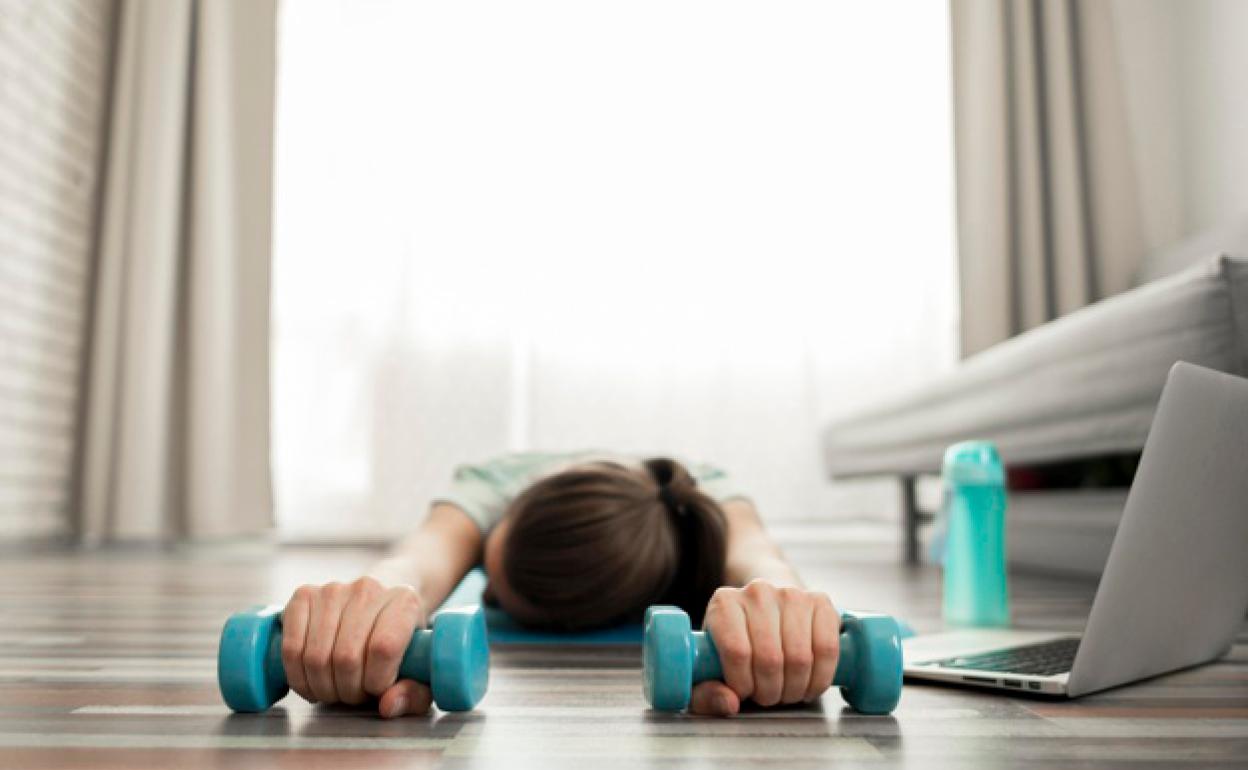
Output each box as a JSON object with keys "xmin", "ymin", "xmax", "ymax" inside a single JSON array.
[{"xmin": 941, "ymin": 441, "xmax": 1010, "ymax": 627}]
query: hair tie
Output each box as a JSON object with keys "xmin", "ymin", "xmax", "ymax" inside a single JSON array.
[{"xmin": 658, "ymin": 485, "xmax": 687, "ymax": 517}]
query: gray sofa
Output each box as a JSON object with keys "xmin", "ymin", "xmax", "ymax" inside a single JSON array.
[{"xmin": 823, "ymin": 223, "xmax": 1248, "ymax": 570}]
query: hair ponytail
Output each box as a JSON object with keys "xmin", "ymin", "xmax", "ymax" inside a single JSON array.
[{"xmin": 643, "ymin": 457, "xmax": 727, "ymax": 626}]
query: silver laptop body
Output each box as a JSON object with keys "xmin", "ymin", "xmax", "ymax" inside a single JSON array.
[{"xmin": 903, "ymin": 362, "xmax": 1248, "ymax": 697}]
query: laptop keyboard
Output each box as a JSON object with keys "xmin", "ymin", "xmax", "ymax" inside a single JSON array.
[{"xmin": 923, "ymin": 637, "xmax": 1081, "ymax": 677}]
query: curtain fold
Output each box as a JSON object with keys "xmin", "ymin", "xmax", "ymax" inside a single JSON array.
[
  {"xmin": 77, "ymin": 0, "xmax": 277, "ymax": 541},
  {"xmin": 951, "ymin": 0, "xmax": 1146, "ymax": 356}
]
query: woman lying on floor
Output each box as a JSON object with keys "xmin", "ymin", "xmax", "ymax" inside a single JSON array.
[{"xmin": 280, "ymin": 450, "xmax": 841, "ymax": 718}]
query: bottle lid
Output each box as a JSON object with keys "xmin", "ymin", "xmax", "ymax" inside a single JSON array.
[{"xmin": 942, "ymin": 440, "xmax": 1005, "ymax": 486}]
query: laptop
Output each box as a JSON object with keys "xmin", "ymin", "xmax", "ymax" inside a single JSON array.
[{"xmin": 903, "ymin": 361, "xmax": 1248, "ymax": 697}]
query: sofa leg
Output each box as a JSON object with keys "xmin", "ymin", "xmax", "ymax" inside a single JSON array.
[{"xmin": 901, "ymin": 475, "xmax": 920, "ymax": 565}]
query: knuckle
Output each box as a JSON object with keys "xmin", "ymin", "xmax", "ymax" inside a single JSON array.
[
  {"xmin": 322, "ymin": 581, "xmax": 345, "ymax": 600},
  {"xmin": 350, "ymin": 576, "xmax": 379, "ymax": 598},
  {"xmin": 743, "ymin": 579, "xmax": 772, "ymax": 598},
  {"xmin": 304, "ymin": 645, "xmax": 332, "ymax": 673},
  {"xmin": 710, "ymin": 586, "xmax": 739, "ymax": 606},
  {"xmin": 291, "ymin": 584, "xmax": 316, "ymax": 603},
  {"xmin": 393, "ymin": 585, "xmax": 422, "ymax": 611},
  {"xmin": 332, "ymin": 646, "xmax": 362, "ymax": 672},
  {"xmin": 717, "ymin": 638, "xmax": 751, "ymax": 666},
  {"xmin": 814, "ymin": 635, "xmax": 840, "ymax": 659},
  {"xmin": 818, "ymin": 594, "xmax": 840, "ymax": 618},
  {"xmin": 778, "ymin": 585, "xmax": 805, "ymax": 603},
  {"xmin": 755, "ymin": 648, "xmax": 784, "ymax": 675},
  {"xmin": 368, "ymin": 631, "xmax": 404, "ymax": 662}
]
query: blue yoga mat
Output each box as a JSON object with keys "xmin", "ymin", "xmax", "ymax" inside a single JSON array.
[{"xmin": 437, "ymin": 567, "xmax": 916, "ymax": 646}]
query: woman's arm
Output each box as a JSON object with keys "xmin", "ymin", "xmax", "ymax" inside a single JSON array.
[
  {"xmin": 368, "ymin": 503, "xmax": 484, "ymax": 609},
  {"xmin": 722, "ymin": 499, "xmax": 803, "ymax": 588}
]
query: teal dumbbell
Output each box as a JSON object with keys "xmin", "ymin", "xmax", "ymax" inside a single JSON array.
[
  {"xmin": 642, "ymin": 605, "xmax": 902, "ymax": 714},
  {"xmin": 218, "ymin": 604, "xmax": 489, "ymax": 713}
]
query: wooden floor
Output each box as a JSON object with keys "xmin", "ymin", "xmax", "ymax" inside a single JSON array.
[{"xmin": 2, "ymin": 523, "xmax": 1246, "ymax": 769}]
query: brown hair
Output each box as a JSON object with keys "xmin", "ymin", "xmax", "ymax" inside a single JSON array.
[{"xmin": 501, "ymin": 457, "xmax": 727, "ymax": 630}]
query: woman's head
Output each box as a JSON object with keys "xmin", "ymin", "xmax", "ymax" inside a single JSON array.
[{"xmin": 481, "ymin": 457, "xmax": 727, "ymax": 630}]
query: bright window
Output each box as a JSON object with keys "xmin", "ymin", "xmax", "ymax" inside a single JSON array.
[{"xmin": 273, "ymin": 0, "xmax": 957, "ymax": 539}]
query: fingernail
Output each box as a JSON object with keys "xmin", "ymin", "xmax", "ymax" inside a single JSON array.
[
  {"xmin": 714, "ymin": 694, "xmax": 732, "ymax": 714},
  {"xmin": 386, "ymin": 696, "xmax": 407, "ymax": 718}
]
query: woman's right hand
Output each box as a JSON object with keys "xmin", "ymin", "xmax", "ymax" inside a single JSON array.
[{"xmin": 281, "ymin": 576, "xmax": 431, "ymax": 718}]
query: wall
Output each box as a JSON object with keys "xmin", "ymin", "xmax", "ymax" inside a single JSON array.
[
  {"xmin": 0, "ymin": 0, "xmax": 114, "ymax": 539},
  {"xmin": 1112, "ymin": 0, "xmax": 1248, "ymax": 275}
]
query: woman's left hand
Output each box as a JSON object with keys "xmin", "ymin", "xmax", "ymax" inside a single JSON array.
[{"xmin": 691, "ymin": 580, "xmax": 840, "ymax": 716}]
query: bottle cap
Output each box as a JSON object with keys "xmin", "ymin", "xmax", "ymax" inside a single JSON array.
[{"xmin": 942, "ymin": 440, "xmax": 1005, "ymax": 486}]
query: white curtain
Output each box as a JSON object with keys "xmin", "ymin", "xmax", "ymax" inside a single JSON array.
[
  {"xmin": 950, "ymin": 0, "xmax": 1148, "ymax": 356},
  {"xmin": 80, "ymin": 0, "xmax": 277, "ymax": 542},
  {"xmin": 272, "ymin": 0, "xmax": 958, "ymax": 539}
]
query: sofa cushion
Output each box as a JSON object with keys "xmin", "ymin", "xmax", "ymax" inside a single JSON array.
[{"xmin": 823, "ymin": 255, "xmax": 1248, "ymax": 478}]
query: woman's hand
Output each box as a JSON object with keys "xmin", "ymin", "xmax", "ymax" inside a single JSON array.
[
  {"xmin": 692, "ymin": 580, "xmax": 840, "ymax": 716},
  {"xmin": 281, "ymin": 576, "xmax": 431, "ymax": 718}
]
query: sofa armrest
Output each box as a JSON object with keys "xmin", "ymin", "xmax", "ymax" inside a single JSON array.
[{"xmin": 823, "ymin": 255, "xmax": 1248, "ymax": 479}]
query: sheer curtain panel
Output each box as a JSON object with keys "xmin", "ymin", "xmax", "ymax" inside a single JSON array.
[{"xmin": 272, "ymin": 0, "xmax": 958, "ymax": 539}]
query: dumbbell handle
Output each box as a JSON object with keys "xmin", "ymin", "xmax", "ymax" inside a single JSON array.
[
  {"xmin": 257, "ymin": 621, "xmax": 437, "ymax": 686},
  {"xmin": 686, "ymin": 627, "xmax": 859, "ymax": 689}
]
